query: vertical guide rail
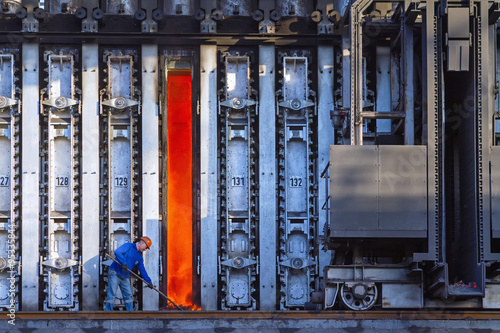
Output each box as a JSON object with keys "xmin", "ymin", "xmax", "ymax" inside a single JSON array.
[
  {"xmin": 100, "ymin": 51, "xmax": 140, "ymax": 309},
  {"xmin": 0, "ymin": 51, "xmax": 20, "ymax": 310},
  {"xmin": 218, "ymin": 53, "xmax": 257, "ymax": 310},
  {"xmin": 258, "ymin": 44, "xmax": 277, "ymax": 310},
  {"xmin": 81, "ymin": 43, "xmax": 100, "ymax": 310},
  {"xmin": 317, "ymin": 45, "xmax": 335, "ymax": 272},
  {"xmin": 141, "ymin": 45, "xmax": 160, "ymax": 310},
  {"xmin": 277, "ymin": 54, "xmax": 317, "ymax": 309},
  {"xmin": 40, "ymin": 51, "xmax": 81, "ymax": 310},
  {"xmin": 21, "ymin": 42, "xmax": 40, "ymax": 310},
  {"xmin": 200, "ymin": 45, "xmax": 218, "ymax": 310}
]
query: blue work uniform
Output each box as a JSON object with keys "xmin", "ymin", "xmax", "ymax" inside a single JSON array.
[
  {"xmin": 105, "ymin": 242, "xmax": 151, "ymax": 311},
  {"xmin": 110, "ymin": 242, "xmax": 152, "ymax": 283}
]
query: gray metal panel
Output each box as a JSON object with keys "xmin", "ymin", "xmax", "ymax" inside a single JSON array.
[
  {"xmin": 200, "ymin": 45, "xmax": 218, "ymax": 310},
  {"xmin": 317, "ymin": 45, "xmax": 334, "ymax": 275},
  {"xmin": 447, "ymin": 40, "xmax": 470, "ymax": 72},
  {"xmin": 331, "ymin": 230, "xmax": 427, "ymax": 238},
  {"xmin": 379, "ymin": 146, "xmax": 427, "ymax": 232},
  {"xmin": 283, "ymin": 57, "xmax": 307, "ymax": 101},
  {"xmin": 447, "ymin": 7, "xmax": 469, "ymax": 39},
  {"xmin": 81, "ymin": 43, "xmax": 100, "ymax": 310},
  {"xmin": 482, "ymin": 6, "xmax": 500, "ymax": 260},
  {"xmin": 141, "ymin": 45, "xmax": 159, "ymax": 311},
  {"xmin": 286, "ymin": 139, "xmax": 307, "ymax": 213},
  {"xmin": 227, "ymin": 138, "xmax": 249, "ymax": 212},
  {"xmin": 0, "ymin": 54, "xmax": 13, "ymax": 98},
  {"xmin": 483, "ymin": 284, "xmax": 500, "ymax": 309},
  {"xmin": 330, "ymin": 145, "xmax": 378, "ymax": 232},
  {"xmin": 21, "ymin": 42, "xmax": 39, "ymax": 310},
  {"xmin": 0, "ymin": 135, "xmax": 10, "ymax": 212},
  {"xmin": 491, "ymin": 146, "xmax": 500, "ymax": 235},
  {"xmin": 258, "ymin": 44, "xmax": 277, "ymax": 311},
  {"xmin": 382, "ymin": 284, "xmax": 423, "ymax": 308}
]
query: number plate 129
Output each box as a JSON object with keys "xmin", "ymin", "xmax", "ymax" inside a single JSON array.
[{"xmin": 114, "ymin": 175, "xmax": 129, "ymax": 188}]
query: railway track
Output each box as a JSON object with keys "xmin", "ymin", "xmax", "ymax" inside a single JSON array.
[{"xmin": 7, "ymin": 310, "xmax": 500, "ymax": 320}]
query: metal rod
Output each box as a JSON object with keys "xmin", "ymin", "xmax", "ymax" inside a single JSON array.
[{"xmin": 105, "ymin": 253, "xmax": 184, "ymax": 310}]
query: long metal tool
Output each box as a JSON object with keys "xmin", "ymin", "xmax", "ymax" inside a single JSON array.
[{"xmin": 105, "ymin": 253, "xmax": 183, "ymax": 310}]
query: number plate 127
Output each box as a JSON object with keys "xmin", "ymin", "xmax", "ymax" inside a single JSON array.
[{"xmin": 0, "ymin": 175, "xmax": 9, "ymax": 187}]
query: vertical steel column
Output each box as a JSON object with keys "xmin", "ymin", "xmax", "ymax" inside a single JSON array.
[
  {"xmin": 141, "ymin": 44, "xmax": 159, "ymax": 310},
  {"xmin": 0, "ymin": 51, "xmax": 19, "ymax": 311},
  {"xmin": 317, "ymin": 45, "xmax": 334, "ymax": 271},
  {"xmin": 403, "ymin": 1, "xmax": 415, "ymax": 145},
  {"xmin": 40, "ymin": 51, "xmax": 80, "ymax": 310},
  {"xmin": 200, "ymin": 44, "xmax": 218, "ymax": 310},
  {"xmin": 277, "ymin": 54, "xmax": 316, "ymax": 309},
  {"xmin": 81, "ymin": 43, "xmax": 100, "ymax": 310},
  {"xmin": 21, "ymin": 42, "xmax": 39, "ymax": 310},
  {"xmin": 218, "ymin": 54, "xmax": 257, "ymax": 310},
  {"xmin": 414, "ymin": 0, "xmax": 439, "ymax": 262},
  {"xmin": 480, "ymin": 0, "xmax": 497, "ymax": 260},
  {"xmin": 101, "ymin": 50, "xmax": 140, "ymax": 309},
  {"xmin": 258, "ymin": 44, "xmax": 276, "ymax": 310}
]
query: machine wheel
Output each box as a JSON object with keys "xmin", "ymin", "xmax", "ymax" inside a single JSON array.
[{"xmin": 340, "ymin": 283, "xmax": 378, "ymax": 311}]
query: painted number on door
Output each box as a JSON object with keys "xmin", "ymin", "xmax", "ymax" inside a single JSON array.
[
  {"xmin": 114, "ymin": 175, "xmax": 128, "ymax": 188},
  {"xmin": 56, "ymin": 176, "xmax": 69, "ymax": 187},
  {"xmin": 289, "ymin": 177, "xmax": 303, "ymax": 187},
  {"xmin": 231, "ymin": 176, "xmax": 245, "ymax": 187},
  {"xmin": 0, "ymin": 175, "xmax": 9, "ymax": 187}
]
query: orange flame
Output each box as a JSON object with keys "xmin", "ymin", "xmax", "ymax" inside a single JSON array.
[{"xmin": 166, "ymin": 71, "xmax": 198, "ymax": 310}]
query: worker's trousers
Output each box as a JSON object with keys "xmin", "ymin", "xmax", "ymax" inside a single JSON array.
[{"xmin": 105, "ymin": 269, "xmax": 134, "ymax": 311}]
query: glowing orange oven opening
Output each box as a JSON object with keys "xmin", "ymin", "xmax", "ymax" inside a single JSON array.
[{"xmin": 166, "ymin": 70, "xmax": 198, "ymax": 310}]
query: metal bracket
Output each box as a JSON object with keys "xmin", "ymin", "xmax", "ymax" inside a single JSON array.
[
  {"xmin": 404, "ymin": 2, "xmax": 421, "ymax": 26},
  {"xmin": 42, "ymin": 96, "xmax": 79, "ymax": 109},
  {"xmin": 316, "ymin": 0, "xmax": 335, "ymax": 34},
  {"xmin": 200, "ymin": 0, "xmax": 217, "ymax": 33},
  {"xmin": 278, "ymin": 99, "xmax": 315, "ymax": 111},
  {"xmin": 0, "ymin": 96, "xmax": 18, "ymax": 109},
  {"xmin": 21, "ymin": 0, "xmax": 38, "ymax": 32},
  {"xmin": 280, "ymin": 257, "xmax": 316, "ymax": 270},
  {"xmin": 142, "ymin": 0, "xmax": 158, "ymax": 33},
  {"xmin": 219, "ymin": 97, "xmax": 256, "ymax": 110},
  {"xmin": 101, "ymin": 97, "xmax": 139, "ymax": 110},
  {"xmin": 82, "ymin": 0, "xmax": 99, "ymax": 32},
  {"xmin": 258, "ymin": 0, "xmax": 275, "ymax": 33},
  {"xmin": 42, "ymin": 258, "xmax": 79, "ymax": 270},
  {"xmin": 220, "ymin": 256, "xmax": 257, "ymax": 270}
]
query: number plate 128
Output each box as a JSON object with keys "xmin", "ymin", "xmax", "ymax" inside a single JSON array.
[{"xmin": 56, "ymin": 176, "xmax": 69, "ymax": 187}]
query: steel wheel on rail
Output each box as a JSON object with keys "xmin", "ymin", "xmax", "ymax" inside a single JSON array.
[{"xmin": 339, "ymin": 282, "xmax": 378, "ymax": 311}]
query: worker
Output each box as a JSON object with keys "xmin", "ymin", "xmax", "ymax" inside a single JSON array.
[{"xmin": 105, "ymin": 236, "xmax": 154, "ymax": 311}]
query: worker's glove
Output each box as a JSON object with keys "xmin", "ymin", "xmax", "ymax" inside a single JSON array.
[
  {"xmin": 122, "ymin": 264, "xmax": 128, "ymax": 271},
  {"xmin": 147, "ymin": 283, "xmax": 154, "ymax": 289}
]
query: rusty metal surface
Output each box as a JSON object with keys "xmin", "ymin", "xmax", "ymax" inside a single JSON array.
[
  {"xmin": 7, "ymin": 310, "xmax": 500, "ymax": 319},
  {"xmin": 4, "ymin": 311, "xmax": 500, "ymax": 332}
]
